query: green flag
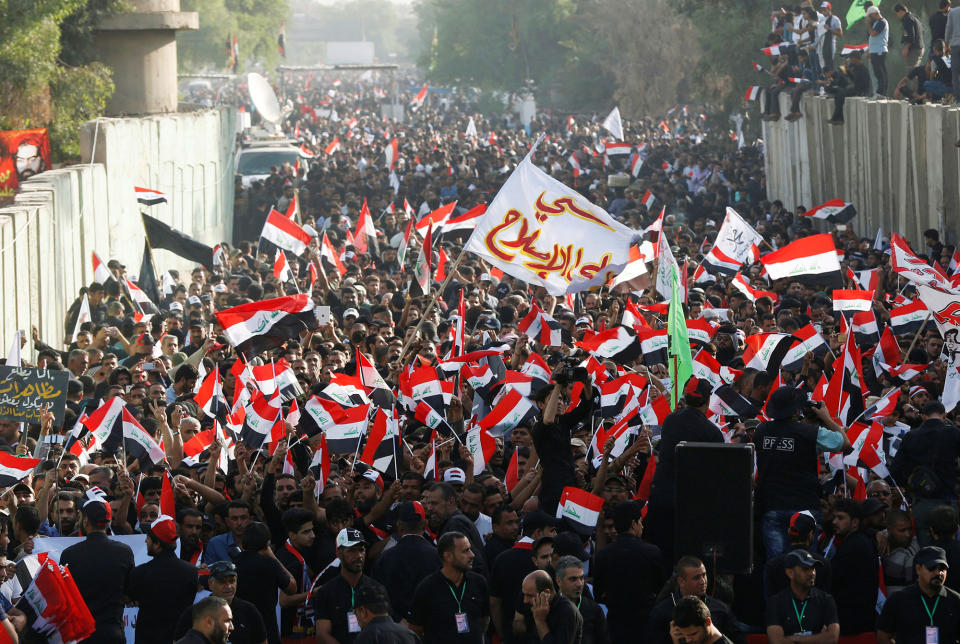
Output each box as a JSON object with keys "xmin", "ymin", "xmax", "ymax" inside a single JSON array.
[
  {"xmin": 667, "ymin": 266, "xmax": 692, "ymax": 410},
  {"xmin": 846, "ymin": 0, "xmax": 880, "ymax": 28}
]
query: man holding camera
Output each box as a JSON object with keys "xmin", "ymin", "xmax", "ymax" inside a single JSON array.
[
  {"xmin": 753, "ymin": 387, "xmax": 851, "ymax": 561},
  {"xmin": 531, "ymin": 365, "xmax": 593, "ymax": 516}
]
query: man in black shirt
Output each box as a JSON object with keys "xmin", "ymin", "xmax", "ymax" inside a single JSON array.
[
  {"xmin": 423, "ymin": 482, "xmax": 487, "ymax": 576},
  {"xmin": 178, "ymin": 507, "xmax": 205, "ymax": 566},
  {"xmin": 670, "ymin": 596, "xmax": 734, "ymax": 644},
  {"xmin": 878, "ymin": 546, "xmax": 960, "ymax": 644},
  {"xmin": 764, "ymin": 511, "xmax": 832, "ymax": 596},
  {"xmin": 313, "ymin": 528, "xmax": 388, "ymax": 644},
  {"xmin": 127, "ymin": 514, "xmax": 200, "ymax": 644},
  {"xmin": 827, "ymin": 52, "xmax": 872, "ymax": 124},
  {"xmin": 753, "ymin": 387, "xmax": 850, "ymax": 560},
  {"xmin": 484, "ymin": 505, "xmax": 520, "ymax": 565},
  {"xmin": 173, "ymin": 561, "xmax": 269, "ymax": 644},
  {"xmin": 646, "ymin": 556, "xmax": 744, "ymax": 644},
  {"xmin": 895, "ymin": 3, "xmax": 925, "ymax": 68},
  {"xmin": 555, "ymin": 555, "xmax": 607, "ymax": 644},
  {"xmin": 60, "ymin": 495, "xmax": 135, "ymax": 644},
  {"xmin": 407, "ymin": 531, "xmax": 490, "ymax": 644},
  {"xmin": 354, "ymin": 585, "xmax": 421, "ymax": 644},
  {"xmin": 930, "ymin": 0, "xmax": 951, "ymax": 43},
  {"xmin": 520, "ymin": 569, "xmax": 583, "ymax": 643},
  {"xmin": 646, "ymin": 378, "xmax": 722, "ymax": 561},
  {"xmin": 234, "ymin": 522, "xmax": 297, "ymax": 644},
  {"xmin": 830, "ymin": 498, "xmax": 879, "ymax": 636},
  {"xmin": 592, "ymin": 500, "xmax": 667, "ymax": 641},
  {"xmin": 928, "ymin": 505, "xmax": 960, "ymax": 593},
  {"xmin": 373, "ymin": 501, "xmax": 441, "ymax": 621},
  {"xmin": 276, "ymin": 508, "xmax": 317, "ymax": 641},
  {"xmin": 891, "ymin": 401, "xmax": 960, "ymax": 547},
  {"xmin": 176, "ymin": 596, "xmax": 234, "ymax": 644},
  {"xmin": 766, "ymin": 550, "xmax": 839, "ymax": 642}
]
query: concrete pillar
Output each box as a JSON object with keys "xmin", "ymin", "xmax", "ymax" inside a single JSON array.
[{"xmin": 95, "ymin": 0, "xmax": 198, "ymax": 116}]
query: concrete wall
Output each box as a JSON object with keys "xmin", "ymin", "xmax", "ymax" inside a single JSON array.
[
  {"xmin": 763, "ymin": 95, "xmax": 960, "ymax": 245},
  {"xmin": 0, "ymin": 107, "xmax": 235, "ymax": 350}
]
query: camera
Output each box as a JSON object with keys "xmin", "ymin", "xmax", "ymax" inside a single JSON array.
[
  {"xmin": 553, "ymin": 359, "xmax": 588, "ymax": 386},
  {"xmin": 802, "ymin": 399, "xmax": 823, "ymax": 420}
]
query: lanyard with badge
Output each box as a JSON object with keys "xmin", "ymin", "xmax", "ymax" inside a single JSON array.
[
  {"xmin": 284, "ymin": 540, "xmax": 315, "ymax": 633},
  {"xmin": 347, "ymin": 586, "xmax": 361, "ymax": 633},
  {"xmin": 792, "ymin": 598, "xmax": 812, "ymax": 637},
  {"xmin": 448, "ymin": 579, "xmax": 470, "ymax": 634},
  {"xmin": 922, "ymin": 593, "xmax": 940, "ymax": 643}
]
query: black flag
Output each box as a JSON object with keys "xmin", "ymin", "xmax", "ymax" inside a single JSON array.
[
  {"xmin": 141, "ymin": 212, "xmax": 214, "ymax": 270},
  {"xmin": 138, "ymin": 240, "xmax": 163, "ymax": 309}
]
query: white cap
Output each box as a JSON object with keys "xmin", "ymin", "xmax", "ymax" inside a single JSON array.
[
  {"xmin": 187, "ymin": 295, "xmax": 201, "ymax": 306},
  {"xmin": 866, "ymin": 5, "xmax": 879, "ymax": 15},
  {"xmin": 343, "ymin": 308, "xmax": 359, "ymax": 319},
  {"xmin": 336, "ymin": 528, "xmax": 365, "ymax": 548},
  {"xmin": 168, "ymin": 301, "xmax": 183, "ymax": 312},
  {"xmin": 443, "ymin": 467, "xmax": 466, "ymax": 484},
  {"xmin": 479, "ymin": 273, "xmax": 492, "ymax": 282},
  {"xmin": 213, "ymin": 284, "xmax": 228, "ymax": 293}
]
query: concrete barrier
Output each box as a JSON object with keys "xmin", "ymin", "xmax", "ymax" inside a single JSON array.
[
  {"xmin": 0, "ymin": 107, "xmax": 236, "ymax": 352},
  {"xmin": 763, "ymin": 94, "xmax": 960, "ymax": 245}
]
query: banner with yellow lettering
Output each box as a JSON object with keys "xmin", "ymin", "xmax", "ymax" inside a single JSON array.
[{"xmin": 464, "ymin": 157, "xmax": 638, "ymax": 295}]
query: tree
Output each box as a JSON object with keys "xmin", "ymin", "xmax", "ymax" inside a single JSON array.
[
  {"xmin": 177, "ymin": 0, "xmax": 289, "ymax": 72},
  {"xmin": 0, "ymin": 0, "xmax": 118, "ymax": 160}
]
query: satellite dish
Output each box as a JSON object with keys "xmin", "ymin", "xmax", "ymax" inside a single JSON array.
[{"xmin": 247, "ymin": 73, "xmax": 281, "ymax": 125}]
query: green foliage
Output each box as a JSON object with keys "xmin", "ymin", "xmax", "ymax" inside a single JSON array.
[
  {"xmin": 178, "ymin": 0, "xmax": 289, "ymax": 72},
  {"xmin": 0, "ymin": 0, "xmax": 118, "ymax": 162}
]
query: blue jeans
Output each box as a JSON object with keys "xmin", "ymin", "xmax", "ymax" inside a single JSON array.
[
  {"xmin": 762, "ymin": 509, "xmax": 822, "ymax": 560},
  {"xmin": 924, "ymin": 80, "xmax": 951, "ymax": 100}
]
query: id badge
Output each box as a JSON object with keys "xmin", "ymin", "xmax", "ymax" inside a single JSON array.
[
  {"xmin": 455, "ymin": 612, "xmax": 470, "ymax": 634},
  {"xmin": 347, "ymin": 611, "xmax": 360, "ymax": 633},
  {"xmin": 926, "ymin": 626, "xmax": 939, "ymax": 644}
]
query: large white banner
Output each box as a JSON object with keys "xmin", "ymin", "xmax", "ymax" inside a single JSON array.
[{"xmin": 465, "ymin": 156, "xmax": 638, "ymax": 295}]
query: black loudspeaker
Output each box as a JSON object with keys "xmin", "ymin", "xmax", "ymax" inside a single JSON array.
[{"xmin": 674, "ymin": 442, "xmax": 754, "ymax": 575}]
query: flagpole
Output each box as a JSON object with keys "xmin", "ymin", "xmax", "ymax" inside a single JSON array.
[
  {"xmin": 903, "ymin": 313, "xmax": 931, "ymax": 360},
  {"xmin": 140, "ymin": 212, "xmax": 164, "ymax": 293},
  {"xmin": 400, "ymin": 246, "xmax": 469, "ymax": 358}
]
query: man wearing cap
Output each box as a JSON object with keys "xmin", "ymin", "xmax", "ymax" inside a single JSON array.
[
  {"xmin": 313, "ymin": 528, "xmax": 388, "ymax": 644},
  {"xmin": 646, "ymin": 556, "xmax": 744, "ymax": 644},
  {"xmin": 353, "ymin": 584, "xmax": 421, "ymax": 644},
  {"xmin": 878, "ymin": 546, "xmax": 960, "ymax": 643},
  {"xmin": 646, "ymin": 377, "xmax": 722, "ymax": 560},
  {"xmin": 127, "ymin": 514, "xmax": 200, "ymax": 644},
  {"xmin": 765, "ymin": 549, "xmax": 839, "ymax": 643},
  {"xmin": 175, "ymin": 561, "xmax": 269, "ymax": 644},
  {"xmin": 753, "ymin": 387, "xmax": 851, "ymax": 560},
  {"xmin": 373, "ymin": 501, "xmax": 441, "ymax": 622},
  {"xmin": 60, "ymin": 495, "xmax": 135, "ymax": 644},
  {"xmin": 407, "ymin": 531, "xmax": 490, "ymax": 643},
  {"xmin": 764, "ymin": 511, "xmax": 832, "ymax": 596},
  {"xmin": 891, "ymin": 401, "xmax": 960, "ymax": 547},
  {"xmin": 830, "ymin": 498, "xmax": 880, "ymax": 637},
  {"xmin": 555, "ymin": 554, "xmax": 608, "ymax": 644}
]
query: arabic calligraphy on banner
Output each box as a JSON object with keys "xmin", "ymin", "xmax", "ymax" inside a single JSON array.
[
  {"xmin": 0, "ymin": 366, "xmax": 69, "ymax": 425},
  {"xmin": 465, "ymin": 157, "xmax": 636, "ymax": 295}
]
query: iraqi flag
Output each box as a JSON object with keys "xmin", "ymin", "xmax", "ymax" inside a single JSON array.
[
  {"xmin": 641, "ymin": 191, "xmax": 657, "ymax": 210},
  {"xmin": 745, "ymin": 86, "xmax": 761, "ymax": 101},
  {"xmin": 443, "ymin": 204, "xmax": 487, "ymax": 235},
  {"xmin": 702, "ymin": 247, "xmax": 743, "ymax": 276},
  {"xmin": 193, "ymin": 365, "xmax": 226, "ymax": 418},
  {"xmin": 851, "ymin": 310, "xmax": 880, "ymax": 346},
  {"xmin": 841, "ymin": 43, "xmax": 870, "ymax": 55},
  {"xmin": 479, "ymin": 388, "xmax": 537, "ymax": 437},
  {"xmin": 396, "ymin": 217, "xmax": 415, "ymax": 268},
  {"xmin": 216, "ymin": 293, "xmax": 320, "ymax": 357},
  {"xmin": 781, "ymin": 323, "xmax": 830, "ymax": 371},
  {"xmin": 415, "ymin": 202, "xmax": 457, "ymax": 238},
  {"xmin": 518, "ymin": 304, "xmax": 568, "ymax": 347},
  {"xmin": 302, "ymin": 395, "xmax": 344, "ymax": 437},
  {"xmin": 384, "ymin": 138, "xmax": 399, "ymax": 171},
  {"xmin": 359, "ymin": 408, "xmax": 401, "ymax": 474},
  {"xmin": 849, "ymin": 267, "xmax": 880, "ymax": 291},
  {"xmin": 91, "ymin": 252, "xmax": 112, "ymax": 284},
  {"xmin": 575, "ymin": 326, "xmax": 642, "ymax": 363},
  {"xmin": 686, "ymin": 319, "xmax": 718, "ymax": 347},
  {"xmin": 121, "ymin": 408, "xmax": 166, "ymax": 467},
  {"xmin": 299, "ymin": 144, "xmax": 315, "ymax": 159},
  {"xmin": 833, "ymin": 289, "xmax": 874, "ymax": 312},
  {"xmin": 134, "ymin": 186, "xmax": 167, "ymax": 206},
  {"xmin": 240, "ymin": 390, "xmax": 282, "ymax": 448},
  {"xmin": 732, "ymin": 272, "xmax": 777, "ymax": 302},
  {"xmin": 761, "ymin": 41, "xmax": 791, "ymax": 56},
  {"xmin": 743, "ymin": 333, "xmax": 795, "ymax": 373},
  {"xmin": 325, "ymin": 404, "xmax": 370, "ymax": 454},
  {"xmin": 604, "ymin": 141, "xmax": 632, "ymax": 156},
  {"xmin": 630, "ymin": 154, "xmax": 644, "ymax": 178},
  {"xmin": 760, "ymin": 233, "xmax": 841, "ymax": 281},
  {"xmin": 413, "ymin": 222, "xmax": 433, "ymax": 295},
  {"xmin": 125, "ymin": 278, "xmax": 159, "ymax": 315},
  {"xmin": 410, "ymin": 83, "xmax": 428, "ymax": 109},
  {"xmin": 889, "ymin": 299, "xmax": 929, "ymax": 336},
  {"xmin": 273, "ymin": 250, "xmax": 291, "ymax": 282},
  {"xmin": 324, "ymin": 137, "xmax": 341, "ymax": 155},
  {"xmin": 555, "ymin": 487, "xmax": 604, "ymax": 533},
  {"xmin": 0, "ymin": 452, "xmax": 40, "ymax": 488},
  {"xmin": 423, "ymin": 431, "xmax": 439, "ymax": 482},
  {"xmin": 309, "ymin": 434, "xmax": 332, "ymax": 493},
  {"xmin": 357, "ymin": 349, "xmax": 395, "ymax": 409},
  {"xmin": 637, "ymin": 328, "xmax": 668, "ymax": 365},
  {"xmin": 260, "ymin": 208, "xmax": 312, "ymax": 255},
  {"xmin": 824, "ymin": 331, "xmax": 866, "ymax": 426},
  {"xmin": 83, "ymin": 397, "xmax": 127, "ymax": 448},
  {"xmin": 320, "ymin": 233, "xmax": 347, "ymax": 276},
  {"xmin": 414, "ymin": 401, "xmax": 453, "ymax": 436},
  {"xmin": 466, "ymin": 425, "xmax": 497, "ymax": 476},
  {"xmin": 353, "ymin": 199, "xmax": 376, "ymax": 254},
  {"xmin": 804, "ymin": 199, "xmax": 857, "ymax": 224},
  {"xmin": 569, "ymin": 153, "xmax": 582, "ymax": 177}
]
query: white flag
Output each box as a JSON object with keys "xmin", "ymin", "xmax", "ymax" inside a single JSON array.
[
  {"xmin": 464, "ymin": 155, "xmax": 638, "ymax": 295},
  {"xmin": 656, "ymin": 235, "xmax": 680, "ymax": 300},
  {"xmin": 602, "ymin": 107, "xmax": 624, "ymax": 141},
  {"xmin": 465, "ymin": 117, "xmax": 478, "ymax": 139},
  {"xmin": 6, "ymin": 331, "xmax": 21, "ymax": 368},
  {"xmin": 713, "ymin": 207, "xmax": 764, "ymax": 263},
  {"xmin": 916, "ymin": 284, "xmax": 960, "ymax": 338},
  {"xmin": 71, "ymin": 294, "xmax": 91, "ymax": 343},
  {"xmin": 944, "ymin": 354, "xmax": 960, "ymax": 412}
]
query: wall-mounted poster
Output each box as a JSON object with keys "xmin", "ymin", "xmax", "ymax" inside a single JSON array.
[{"xmin": 0, "ymin": 128, "xmax": 51, "ymax": 198}]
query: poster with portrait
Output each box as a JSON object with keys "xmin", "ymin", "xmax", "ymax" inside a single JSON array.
[{"xmin": 0, "ymin": 128, "xmax": 51, "ymax": 199}]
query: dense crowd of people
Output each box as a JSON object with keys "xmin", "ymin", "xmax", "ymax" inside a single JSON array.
[
  {"xmin": 5, "ymin": 68, "xmax": 960, "ymax": 644},
  {"xmin": 760, "ymin": 0, "xmax": 959, "ymax": 125}
]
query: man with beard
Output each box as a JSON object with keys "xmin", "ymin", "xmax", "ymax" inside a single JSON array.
[
  {"xmin": 407, "ymin": 531, "xmax": 490, "ymax": 643},
  {"xmin": 555, "ymin": 555, "xmax": 608, "ymax": 644},
  {"xmin": 484, "ymin": 505, "xmax": 520, "ymax": 564},
  {"xmin": 765, "ymin": 550, "xmax": 839, "ymax": 642},
  {"xmin": 277, "ymin": 508, "xmax": 317, "ymax": 641},
  {"xmin": 178, "ymin": 508, "xmax": 205, "ymax": 566},
  {"xmin": 174, "ymin": 561, "xmax": 268, "ymax": 644},
  {"xmin": 176, "ymin": 596, "xmax": 234, "ymax": 644},
  {"xmin": 830, "ymin": 498, "xmax": 879, "ymax": 637},
  {"xmin": 353, "ymin": 469, "xmax": 393, "ymax": 544},
  {"xmin": 422, "ymin": 482, "xmax": 487, "ymax": 576},
  {"xmin": 261, "ymin": 465, "xmax": 300, "ymax": 547},
  {"xmin": 312, "ymin": 528, "xmax": 387, "ymax": 644},
  {"xmin": 878, "ymin": 546, "xmax": 960, "ymax": 643},
  {"xmin": 645, "ymin": 557, "xmax": 744, "ymax": 644}
]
